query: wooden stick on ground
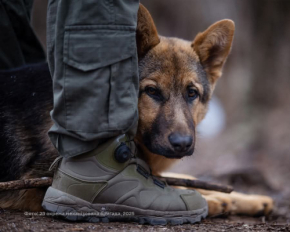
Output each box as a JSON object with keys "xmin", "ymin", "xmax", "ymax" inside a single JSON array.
[
  {"xmin": 158, "ymin": 177, "xmax": 233, "ymax": 193},
  {"xmin": 0, "ymin": 177, "xmax": 233, "ymax": 193},
  {"xmin": 0, "ymin": 177, "xmax": 52, "ymax": 192}
]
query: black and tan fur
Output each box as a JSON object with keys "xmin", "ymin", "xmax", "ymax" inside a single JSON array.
[
  {"xmin": 135, "ymin": 5, "xmax": 233, "ymax": 174},
  {"xmin": 0, "ymin": 5, "xmax": 273, "ymax": 216}
]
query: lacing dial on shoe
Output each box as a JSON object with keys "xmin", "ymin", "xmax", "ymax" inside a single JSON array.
[{"xmin": 114, "ymin": 142, "xmax": 131, "ymax": 163}]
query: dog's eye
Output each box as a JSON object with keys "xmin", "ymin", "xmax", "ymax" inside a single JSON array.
[
  {"xmin": 145, "ymin": 86, "xmax": 163, "ymax": 101},
  {"xmin": 146, "ymin": 87, "xmax": 157, "ymax": 96},
  {"xmin": 188, "ymin": 88, "xmax": 198, "ymax": 100}
]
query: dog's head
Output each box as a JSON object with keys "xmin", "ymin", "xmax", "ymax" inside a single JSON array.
[{"xmin": 135, "ymin": 5, "xmax": 235, "ymax": 171}]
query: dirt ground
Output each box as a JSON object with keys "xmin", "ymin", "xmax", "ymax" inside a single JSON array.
[
  {"xmin": 0, "ymin": 209, "xmax": 289, "ymax": 232},
  {"xmin": 0, "ymin": 186, "xmax": 289, "ymax": 232}
]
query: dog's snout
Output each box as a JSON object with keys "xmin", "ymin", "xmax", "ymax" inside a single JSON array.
[{"xmin": 168, "ymin": 133, "xmax": 193, "ymax": 152}]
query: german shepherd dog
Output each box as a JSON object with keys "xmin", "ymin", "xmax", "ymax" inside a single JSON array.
[{"xmin": 0, "ymin": 5, "xmax": 273, "ymax": 216}]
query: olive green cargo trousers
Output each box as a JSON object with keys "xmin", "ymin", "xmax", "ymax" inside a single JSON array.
[
  {"xmin": 47, "ymin": 0, "xmax": 140, "ymax": 157},
  {"xmin": 0, "ymin": 0, "xmax": 46, "ymax": 70}
]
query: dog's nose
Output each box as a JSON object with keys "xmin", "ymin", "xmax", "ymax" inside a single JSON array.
[{"xmin": 168, "ymin": 133, "xmax": 193, "ymax": 152}]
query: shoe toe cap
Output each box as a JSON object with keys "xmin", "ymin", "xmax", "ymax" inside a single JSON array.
[{"xmin": 180, "ymin": 190, "xmax": 207, "ymax": 211}]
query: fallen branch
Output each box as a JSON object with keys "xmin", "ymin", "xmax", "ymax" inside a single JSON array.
[
  {"xmin": 159, "ymin": 177, "xmax": 233, "ymax": 193},
  {"xmin": 0, "ymin": 177, "xmax": 52, "ymax": 191},
  {"xmin": 0, "ymin": 177, "xmax": 233, "ymax": 193}
]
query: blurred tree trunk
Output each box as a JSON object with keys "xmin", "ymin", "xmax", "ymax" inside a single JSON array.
[{"xmin": 249, "ymin": 0, "xmax": 290, "ymax": 109}]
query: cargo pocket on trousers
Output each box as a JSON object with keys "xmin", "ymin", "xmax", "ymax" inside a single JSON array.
[{"xmin": 63, "ymin": 25, "xmax": 138, "ymax": 134}]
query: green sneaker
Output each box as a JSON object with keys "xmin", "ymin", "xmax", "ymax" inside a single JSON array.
[{"xmin": 42, "ymin": 135, "xmax": 207, "ymax": 225}]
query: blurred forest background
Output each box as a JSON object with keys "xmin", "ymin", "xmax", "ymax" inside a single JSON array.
[{"xmin": 32, "ymin": 0, "xmax": 290, "ymax": 213}]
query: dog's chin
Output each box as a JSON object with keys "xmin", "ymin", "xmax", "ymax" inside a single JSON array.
[{"xmin": 148, "ymin": 145, "xmax": 194, "ymax": 159}]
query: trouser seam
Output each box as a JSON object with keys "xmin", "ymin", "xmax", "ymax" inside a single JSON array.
[{"xmin": 63, "ymin": 31, "xmax": 70, "ymax": 129}]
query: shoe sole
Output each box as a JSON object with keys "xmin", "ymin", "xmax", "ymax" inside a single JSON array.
[{"xmin": 42, "ymin": 187, "xmax": 208, "ymax": 225}]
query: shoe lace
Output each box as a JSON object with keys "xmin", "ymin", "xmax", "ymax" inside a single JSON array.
[{"xmin": 125, "ymin": 138, "xmax": 165, "ymax": 189}]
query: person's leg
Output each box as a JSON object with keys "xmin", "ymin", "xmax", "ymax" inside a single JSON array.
[
  {"xmin": 0, "ymin": 0, "xmax": 45, "ymax": 70},
  {"xmin": 43, "ymin": 2, "xmax": 208, "ymax": 224},
  {"xmin": 46, "ymin": 0, "xmax": 139, "ymax": 157}
]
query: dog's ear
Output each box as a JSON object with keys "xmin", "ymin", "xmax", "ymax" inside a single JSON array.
[
  {"xmin": 192, "ymin": 20, "xmax": 235, "ymax": 84},
  {"xmin": 136, "ymin": 4, "xmax": 160, "ymax": 57}
]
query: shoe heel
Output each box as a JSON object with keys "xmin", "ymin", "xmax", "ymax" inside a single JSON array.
[{"xmin": 42, "ymin": 187, "xmax": 78, "ymax": 211}]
